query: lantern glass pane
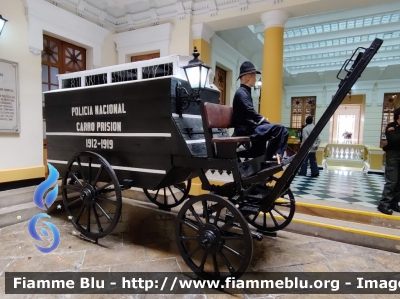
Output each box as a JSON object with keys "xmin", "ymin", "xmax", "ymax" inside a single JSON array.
[
  {"xmin": 0, "ymin": 19, "xmax": 5, "ymax": 34},
  {"xmin": 185, "ymin": 66, "xmax": 200, "ymax": 89},
  {"xmin": 200, "ymin": 66, "xmax": 209, "ymax": 88}
]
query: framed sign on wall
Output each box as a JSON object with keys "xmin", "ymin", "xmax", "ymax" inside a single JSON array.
[{"xmin": 0, "ymin": 59, "xmax": 19, "ymax": 133}]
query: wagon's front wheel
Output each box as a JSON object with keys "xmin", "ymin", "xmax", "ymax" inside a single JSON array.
[
  {"xmin": 176, "ymin": 194, "xmax": 253, "ymax": 281},
  {"xmin": 143, "ymin": 180, "xmax": 191, "ymax": 210},
  {"xmin": 62, "ymin": 151, "xmax": 122, "ymax": 240}
]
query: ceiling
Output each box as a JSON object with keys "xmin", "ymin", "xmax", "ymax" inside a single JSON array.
[
  {"xmin": 49, "ymin": 0, "xmax": 400, "ymax": 85},
  {"xmin": 216, "ymin": 1, "xmax": 400, "ymax": 84}
]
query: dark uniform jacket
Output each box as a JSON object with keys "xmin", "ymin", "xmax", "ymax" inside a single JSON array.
[
  {"xmin": 384, "ymin": 121, "xmax": 400, "ymax": 152},
  {"xmin": 232, "ymin": 84, "xmax": 268, "ymax": 136}
]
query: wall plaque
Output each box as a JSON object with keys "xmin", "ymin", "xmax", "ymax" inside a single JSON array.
[{"xmin": 0, "ymin": 59, "xmax": 19, "ymax": 133}]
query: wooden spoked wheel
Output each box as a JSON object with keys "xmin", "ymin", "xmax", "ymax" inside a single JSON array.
[
  {"xmin": 62, "ymin": 151, "xmax": 122, "ymax": 240},
  {"xmin": 176, "ymin": 194, "xmax": 253, "ymax": 281},
  {"xmin": 245, "ymin": 177, "xmax": 295, "ymax": 232},
  {"xmin": 143, "ymin": 180, "xmax": 191, "ymax": 210}
]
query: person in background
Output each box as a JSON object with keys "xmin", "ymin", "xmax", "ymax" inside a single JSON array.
[
  {"xmin": 232, "ymin": 61, "xmax": 288, "ymax": 161},
  {"xmin": 377, "ymin": 107, "xmax": 400, "ymax": 215},
  {"xmin": 298, "ymin": 115, "xmax": 321, "ymax": 177}
]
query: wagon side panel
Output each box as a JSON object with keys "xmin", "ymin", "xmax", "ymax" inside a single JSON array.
[{"xmin": 45, "ymin": 78, "xmax": 175, "ymax": 189}]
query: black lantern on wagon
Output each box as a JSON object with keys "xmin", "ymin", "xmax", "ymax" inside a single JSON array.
[{"xmin": 176, "ymin": 47, "xmax": 211, "ymax": 116}]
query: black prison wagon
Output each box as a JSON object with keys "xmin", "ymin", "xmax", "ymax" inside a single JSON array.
[{"xmin": 44, "ymin": 39, "xmax": 383, "ymax": 281}]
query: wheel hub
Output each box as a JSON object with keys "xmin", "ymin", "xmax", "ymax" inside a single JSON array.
[
  {"xmin": 81, "ymin": 184, "xmax": 96, "ymax": 205},
  {"xmin": 199, "ymin": 224, "xmax": 223, "ymax": 253},
  {"xmin": 201, "ymin": 231, "xmax": 217, "ymax": 247}
]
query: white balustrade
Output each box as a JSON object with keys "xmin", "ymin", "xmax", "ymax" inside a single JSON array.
[{"xmin": 326, "ymin": 143, "xmax": 365, "ymax": 161}]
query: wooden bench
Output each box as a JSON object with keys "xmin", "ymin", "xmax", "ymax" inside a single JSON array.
[{"xmin": 201, "ymin": 102, "xmax": 251, "ymax": 159}]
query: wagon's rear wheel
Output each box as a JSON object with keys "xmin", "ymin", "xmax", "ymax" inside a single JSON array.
[
  {"xmin": 62, "ymin": 151, "xmax": 122, "ymax": 240},
  {"xmin": 143, "ymin": 180, "xmax": 191, "ymax": 210},
  {"xmin": 245, "ymin": 176, "xmax": 295, "ymax": 232},
  {"xmin": 176, "ymin": 194, "xmax": 253, "ymax": 281}
]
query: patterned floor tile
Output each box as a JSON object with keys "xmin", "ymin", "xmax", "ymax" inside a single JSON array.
[{"xmin": 291, "ymin": 169, "xmax": 385, "ymax": 207}]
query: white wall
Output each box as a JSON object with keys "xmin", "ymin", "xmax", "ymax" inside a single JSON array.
[
  {"xmin": 114, "ymin": 23, "xmax": 173, "ymax": 64},
  {"xmin": 0, "ymin": 0, "xmax": 115, "ymax": 181},
  {"xmin": 0, "ymin": 0, "xmax": 43, "ymax": 171},
  {"xmin": 211, "ymin": 34, "xmax": 260, "ymax": 107},
  {"xmin": 283, "ymin": 79, "xmax": 400, "ymax": 147}
]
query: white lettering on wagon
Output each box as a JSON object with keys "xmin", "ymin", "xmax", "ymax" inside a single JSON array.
[
  {"xmin": 95, "ymin": 103, "xmax": 126, "ymax": 115},
  {"xmin": 76, "ymin": 122, "xmax": 122, "ymax": 132},
  {"xmin": 71, "ymin": 103, "xmax": 126, "ymax": 116},
  {"xmin": 71, "ymin": 106, "xmax": 93, "ymax": 116}
]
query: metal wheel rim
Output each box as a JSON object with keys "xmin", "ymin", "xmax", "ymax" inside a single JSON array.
[
  {"xmin": 245, "ymin": 177, "xmax": 295, "ymax": 232},
  {"xmin": 143, "ymin": 180, "xmax": 191, "ymax": 209},
  {"xmin": 62, "ymin": 151, "xmax": 122, "ymax": 239},
  {"xmin": 175, "ymin": 194, "xmax": 253, "ymax": 281}
]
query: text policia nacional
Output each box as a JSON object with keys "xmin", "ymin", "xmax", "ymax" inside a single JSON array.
[{"xmin": 71, "ymin": 103, "xmax": 126, "ymax": 132}]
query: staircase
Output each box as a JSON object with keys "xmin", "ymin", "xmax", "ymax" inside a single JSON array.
[
  {"xmin": 0, "ymin": 186, "xmax": 41, "ymax": 227},
  {"xmin": 288, "ymin": 198, "xmax": 400, "ymax": 253}
]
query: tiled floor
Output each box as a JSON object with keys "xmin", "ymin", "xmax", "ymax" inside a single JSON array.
[
  {"xmin": 1, "ymin": 204, "xmax": 400, "ymax": 298},
  {"xmin": 291, "ymin": 169, "xmax": 385, "ymax": 208}
]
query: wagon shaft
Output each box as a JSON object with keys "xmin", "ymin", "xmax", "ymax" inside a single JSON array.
[{"xmin": 259, "ymin": 38, "xmax": 383, "ymax": 212}]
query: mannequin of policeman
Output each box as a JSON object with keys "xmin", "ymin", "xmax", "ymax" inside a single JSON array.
[{"xmin": 232, "ymin": 61, "xmax": 288, "ymax": 161}]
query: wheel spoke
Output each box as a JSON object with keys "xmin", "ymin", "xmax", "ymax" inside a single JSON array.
[
  {"xmin": 199, "ymin": 251, "xmax": 208, "ymax": 271},
  {"xmin": 76, "ymin": 157, "xmax": 86, "ymax": 183},
  {"xmin": 189, "ymin": 206, "xmax": 204, "ymax": 227},
  {"xmin": 87, "ymin": 206, "xmax": 91, "ymax": 232},
  {"xmin": 187, "ymin": 244, "xmax": 202, "ymax": 257},
  {"xmin": 223, "ymin": 244, "xmax": 244, "ymax": 259},
  {"xmin": 174, "ymin": 183, "xmax": 186, "ymax": 193},
  {"xmin": 97, "ymin": 182, "xmax": 113, "ymax": 192},
  {"xmin": 92, "ymin": 205, "xmax": 103, "ymax": 233},
  {"xmin": 66, "ymin": 197, "xmax": 82, "ymax": 207},
  {"xmin": 154, "ymin": 189, "xmax": 160, "ymax": 201},
  {"xmin": 263, "ymin": 213, "xmax": 267, "ymax": 228},
  {"xmin": 213, "ymin": 206, "xmax": 222, "ymax": 226},
  {"xmin": 212, "ymin": 254, "xmax": 219, "ymax": 276},
  {"xmin": 181, "ymin": 218, "xmax": 199, "ymax": 231},
  {"xmin": 68, "ymin": 171, "xmax": 83, "ymax": 187},
  {"xmin": 218, "ymin": 251, "xmax": 235, "ymax": 273},
  {"xmin": 75, "ymin": 205, "xmax": 86, "ymax": 223},
  {"xmin": 95, "ymin": 202, "xmax": 113, "ymax": 223},
  {"xmin": 163, "ymin": 188, "xmax": 167, "ymax": 205},
  {"xmin": 202, "ymin": 200, "xmax": 209, "ymax": 224},
  {"xmin": 92, "ymin": 165, "xmax": 104, "ymax": 187},
  {"xmin": 272, "ymin": 207, "xmax": 288, "ymax": 219},
  {"xmin": 220, "ymin": 218, "xmax": 235, "ymax": 232},
  {"xmin": 269, "ymin": 211, "xmax": 279, "ymax": 227},
  {"xmin": 168, "ymin": 186, "xmax": 179, "ymax": 203}
]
